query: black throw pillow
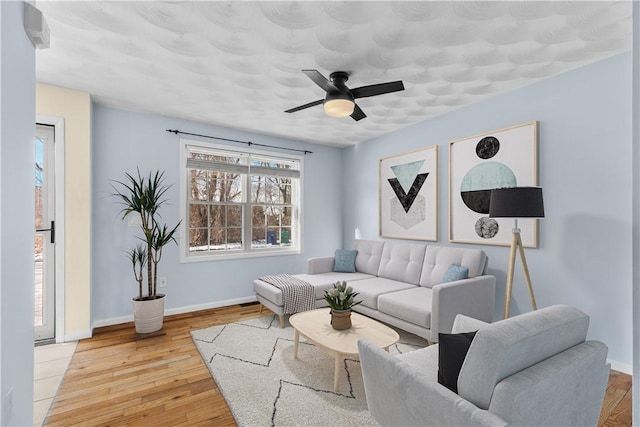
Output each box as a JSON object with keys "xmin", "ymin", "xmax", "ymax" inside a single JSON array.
[{"xmin": 437, "ymin": 331, "xmax": 477, "ymax": 394}]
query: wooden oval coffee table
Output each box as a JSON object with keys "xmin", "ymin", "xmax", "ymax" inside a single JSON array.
[{"xmin": 289, "ymin": 307, "xmax": 400, "ymax": 392}]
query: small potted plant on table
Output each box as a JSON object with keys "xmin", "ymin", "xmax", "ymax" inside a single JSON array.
[{"xmin": 324, "ymin": 281, "xmax": 362, "ymax": 330}]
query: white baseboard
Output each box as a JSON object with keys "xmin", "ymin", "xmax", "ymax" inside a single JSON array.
[
  {"xmin": 63, "ymin": 330, "xmax": 92, "ymax": 342},
  {"xmin": 91, "ymin": 295, "xmax": 259, "ymax": 330},
  {"xmin": 164, "ymin": 295, "xmax": 257, "ymax": 316},
  {"xmin": 609, "ymin": 359, "xmax": 633, "ymax": 375},
  {"xmin": 92, "ymin": 314, "xmax": 133, "ymax": 329}
]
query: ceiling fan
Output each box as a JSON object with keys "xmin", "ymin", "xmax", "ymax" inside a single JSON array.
[{"xmin": 285, "ymin": 70, "xmax": 405, "ymax": 121}]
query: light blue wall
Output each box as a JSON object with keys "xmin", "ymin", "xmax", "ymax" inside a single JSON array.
[
  {"xmin": 632, "ymin": 1, "xmax": 639, "ymax": 419},
  {"xmin": 91, "ymin": 106, "xmax": 343, "ymax": 321},
  {"xmin": 0, "ymin": 1, "xmax": 35, "ymax": 424},
  {"xmin": 343, "ymin": 52, "xmax": 633, "ymax": 369}
]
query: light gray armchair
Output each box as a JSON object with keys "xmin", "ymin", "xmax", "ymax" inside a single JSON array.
[{"xmin": 358, "ymin": 305, "xmax": 609, "ymax": 426}]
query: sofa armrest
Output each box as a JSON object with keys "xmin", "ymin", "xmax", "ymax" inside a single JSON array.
[
  {"xmin": 307, "ymin": 256, "xmax": 335, "ymax": 274},
  {"xmin": 452, "ymin": 314, "xmax": 490, "ymax": 334},
  {"xmin": 358, "ymin": 339, "xmax": 507, "ymax": 426},
  {"xmin": 430, "ymin": 275, "xmax": 496, "ymax": 342}
]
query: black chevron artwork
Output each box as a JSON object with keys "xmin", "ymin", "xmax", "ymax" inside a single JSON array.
[{"xmin": 388, "ymin": 173, "xmax": 429, "ymax": 213}]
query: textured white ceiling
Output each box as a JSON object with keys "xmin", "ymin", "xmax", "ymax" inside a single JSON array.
[{"xmin": 35, "ymin": 1, "xmax": 632, "ymax": 147}]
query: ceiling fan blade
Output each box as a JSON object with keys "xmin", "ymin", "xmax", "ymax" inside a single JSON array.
[
  {"xmin": 351, "ymin": 80, "xmax": 405, "ymax": 99},
  {"xmin": 285, "ymin": 99, "xmax": 323, "ymax": 113},
  {"xmin": 350, "ymin": 104, "xmax": 367, "ymax": 121},
  {"xmin": 302, "ymin": 69, "xmax": 338, "ymax": 92}
]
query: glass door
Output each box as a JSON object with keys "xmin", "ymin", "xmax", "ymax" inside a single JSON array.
[{"xmin": 35, "ymin": 124, "xmax": 55, "ymax": 342}]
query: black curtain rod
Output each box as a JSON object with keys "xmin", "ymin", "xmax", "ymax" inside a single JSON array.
[{"xmin": 165, "ymin": 129, "xmax": 313, "ymax": 155}]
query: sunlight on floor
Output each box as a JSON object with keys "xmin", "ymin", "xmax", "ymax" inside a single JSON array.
[{"xmin": 33, "ymin": 342, "xmax": 77, "ymax": 426}]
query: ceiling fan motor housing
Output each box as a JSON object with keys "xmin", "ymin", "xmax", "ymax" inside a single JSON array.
[{"xmin": 326, "ymin": 71, "xmax": 353, "ymax": 102}]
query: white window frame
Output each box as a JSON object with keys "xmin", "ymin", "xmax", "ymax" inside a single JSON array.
[{"xmin": 179, "ymin": 138, "xmax": 303, "ymax": 262}]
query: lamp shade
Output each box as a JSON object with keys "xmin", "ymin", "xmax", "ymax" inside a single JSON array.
[{"xmin": 489, "ymin": 187, "xmax": 544, "ymax": 218}]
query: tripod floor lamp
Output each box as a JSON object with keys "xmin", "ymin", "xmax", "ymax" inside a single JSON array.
[{"xmin": 489, "ymin": 187, "xmax": 544, "ymax": 319}]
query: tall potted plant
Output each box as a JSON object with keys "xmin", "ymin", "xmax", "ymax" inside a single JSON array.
[{"xmin": 112, "ymin": 169, "xmax": 180, "ymax": 334}]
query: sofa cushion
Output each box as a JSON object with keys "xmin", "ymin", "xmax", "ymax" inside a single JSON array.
[
  {"xmin": 333, "ymin": 249, "xmax": 357, "ymax": 273},
  {"xmin": 457, "ymin": 304, "xmax": 590, "ymax": 410},
  {"xmin": 348, "ymin": 277, "xmax": 415, "ymax": 310},
  {"xmin": 397, "ymin": 344, "xmax": 439, "ymax": 379},
  {"xmin": 295, "ymin": 273, "xmax": 374, "ymax": 299},
  {"xmin": 420, "ymin": 246, "xmax": 487, "ymax": 288},
  {"xmin": 377, "ymin": 242, "xmax": 426, "ymax": 285},
  {"xmin": 353, "ymin": 240, "xmax": 385, "ymax": 276},
  {"xmin": 377, "ymin": 287, "xmax": 433, "ymax": 328},
  {"xmin": 438, "ymin": 331, "xmax": 477, "ymax": 393},
  {"xmin": 442, "ymin": 264, "xmax": 469, "ymax": 282}
]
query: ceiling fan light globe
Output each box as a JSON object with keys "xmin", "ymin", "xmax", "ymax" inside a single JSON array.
[{"xmin": 324, "ymin": 99, "xmax": 355, "ymax": 117}]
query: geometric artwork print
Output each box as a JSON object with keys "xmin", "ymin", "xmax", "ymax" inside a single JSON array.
[
  {"xmin": 390, "ymin": 160, "xmax": 424, "ymax": 191},
  {"xmin": 388, "ymin": 172, "xmax": 429, "ymax": 213},
  {"xmin": 379, "ymin": 146, "xmax": 438, "ymax": 241}
]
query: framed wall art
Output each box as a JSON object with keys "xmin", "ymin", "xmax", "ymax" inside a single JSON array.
[
  {"xmin": 379, "ymin": 145, "xmax": 438, "ymax": 241},
  {"xmin": 448, "ymin": 121, "xmax": 538, "ymax": 247}
]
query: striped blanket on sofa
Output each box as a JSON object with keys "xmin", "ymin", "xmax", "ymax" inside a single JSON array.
[{"xmin": 259, "ymin": 274, "xmax": 316, "ymax": 314}]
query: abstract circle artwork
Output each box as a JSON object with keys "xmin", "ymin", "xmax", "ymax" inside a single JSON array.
[
  {"xmin": 449, "ymin": 121, "xmax": 538, "ymax": 246},
  {"xmin": 460, "ymin": 161, "xmax": 517, "ymax": 214},
  {"xmin": 476, "ymin": 136, "xmax": 500, "ymax": 159},
  {"xmin": 475, "ymin": 217, "xmax": 499, "ymax": 239}
]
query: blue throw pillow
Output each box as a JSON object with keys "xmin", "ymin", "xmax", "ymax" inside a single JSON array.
[
  {"xmin": 442, "ymin": 264, "xmax": 469, "ymax": 283},
  {"xmin": 333, "ymin": 249, "xmax": 358, "ymax": 273}
]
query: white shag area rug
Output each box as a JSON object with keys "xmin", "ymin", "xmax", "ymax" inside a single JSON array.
[{"xmin": 191, "ymin": 314, "xmax": 427, "ymax": 427}]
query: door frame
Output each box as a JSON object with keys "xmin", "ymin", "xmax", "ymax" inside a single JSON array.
[{"xmin": 36, "ymin": 114, "xmax": 65, "ymax": 343}]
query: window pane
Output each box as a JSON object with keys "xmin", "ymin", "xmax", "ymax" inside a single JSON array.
[
  {"xmin": 189, "ymin": 229, "xmax": 208, "ymax": 252},
  {"xmin": 189, "ymin": 151, "xmax": 242, "ymax": 164},
  {"xmin": 282, "ymin": 207, "xmax": 292, "ymax": 226},
  {"xmin": 280, "ymin": 181, "xmax": 292, "ymax": 204},
  {"xmin": 252, "ymin": 227, "xmax": 265, "ymax": 248},
  {"xmin": 227, "ymin": 205, "xmax": 242, "ymax": 227},
  {"xmin": 188, "ymin": 171, "xmax": 209, "ymax": 201},
  {"xmin": 211, "ymin": 176, "xmax": 242, "ymax": 203},
  {"xmin": 266, "ymin": 206, "xmax": 280, "ymax": 226},
  {"xmin": 35, "ymin": 138, "xmax": 44, "ymax": 229},
  {"xmin": 264, "ymin": 178, "xmax": 278, "ymax": 204},
  {"xmin": 227, "ymin": 176, "xmax": 243, "ymax": 202},
  {"xmin": 251, "ymin": 176, "xmax": 266, "ymax": 203},
  {"xmin": 252, "ymin": 205, "xmax": 265, "ymax": 227},
  {"xmin": 189, "ymin": 204, "xmax": 208, "ymax": 228},
  {"xmin": 281, "ymin": 228, "xmax": 292, "ymax": 245},
  {"xmin": 227, "ymin": 228, "xmax": 242, "ymax": 250},
  {"xmin": 266, "ymin": 228, "xmax": 279, "ymax": 245},
  {"xmin": 210, "ymin": 205, "xmax": 225, "ymax": 227},
  {"xmin": 209, "ymin": 229, "xmax": 225, "ymax": 250}
]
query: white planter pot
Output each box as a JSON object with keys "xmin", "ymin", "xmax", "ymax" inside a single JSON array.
[{"xmin": 132, "ymin": 294, "xmax": 165, "ymax": 334}]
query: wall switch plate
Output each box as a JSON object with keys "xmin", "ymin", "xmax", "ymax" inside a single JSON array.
[
  {"xmin": 127, "ymin": 216, "xmax": 142, "ymax": 227},
  {"xmin": 158, "ymin": 277, "xmax": 167, "ymax": 288}
]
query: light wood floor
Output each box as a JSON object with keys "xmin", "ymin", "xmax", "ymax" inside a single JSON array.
[{"xmin": 45, "ymin": 303, "xmax": 632, "ymax": 426}]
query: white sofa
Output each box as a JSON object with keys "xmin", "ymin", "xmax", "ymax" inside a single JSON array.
[
  {"xmin": 358, "ymin": 305, "xmax": 610, "ymax": 426},
  {"xmin": 253, "ymin": 239, "xmax": 496, "ymax": 342}
]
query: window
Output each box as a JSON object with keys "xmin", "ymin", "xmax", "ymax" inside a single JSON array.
[{"xmin": 180, "ymin": 140, "xmax": 302, "ymax": 261}]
